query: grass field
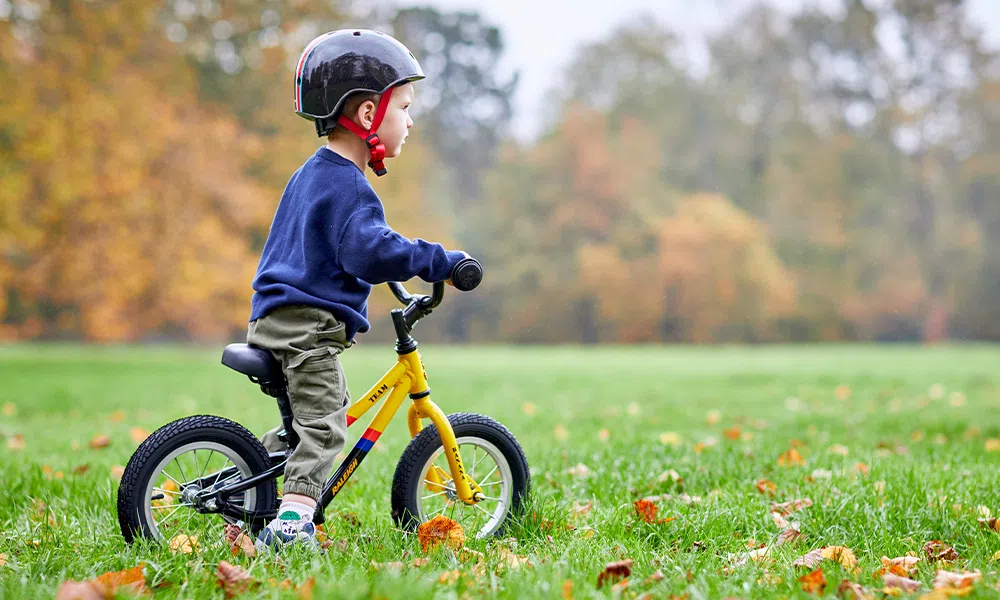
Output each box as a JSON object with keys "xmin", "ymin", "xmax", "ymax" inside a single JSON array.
[{"xmin": 3, "ymin": 344, "xmax": 1000, "ymax": 598}]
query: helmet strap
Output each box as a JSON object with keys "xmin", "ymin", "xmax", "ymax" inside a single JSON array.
[{"xmin": 336, "ymin": 86, "xmax": 395, "ymax": 176}]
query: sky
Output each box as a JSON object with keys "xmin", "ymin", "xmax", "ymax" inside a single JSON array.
[{"xmin": 410, "ymin": 0, "xmax": 1000, "ymax": 140}]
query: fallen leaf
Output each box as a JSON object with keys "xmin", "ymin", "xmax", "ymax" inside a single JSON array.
[
  {"xmin": 436, "ymin": 569, "xmax": 460, "ymax": 585},
  {"xmin": 223, "ymin": 524, "xmax": 256, "ymax": 558},
  {"xmin": 597, "ymin": 559, "xmax": 632, "ymax": 589},
  {"xmin": 978, "ymin": 518, "xmax": 1000, "ymax": 533},
  {"xmin": 852, "ymin": 462, "xmax": 870, "ymax": 476},
  {"xmin": 7, "ymin": 433, "xmax": 24, "ymax": 451},
  {"xmin": 571, "ymin": 500, "xmax": 592, "ymax": 518},
  {"xmin": 0, "ymin": 553, "xmax": 5, "ymax": 567},
  {"xmin": 875, "ymin": 555, "xmax": 920, "ymax": 578},
  {"xmin": 776, "ymin": 528, "xmax": 803, "ymax": 546},
  {"xmin": 771, "ymin": 498, "xmax": 813, "ymax": 516},
  {"xmin": 562, "ymin": 579, "xmax": 573, "ymax": 600},
  {"xmin": 168, "ymin": 534, "xmax": 199, "ymax": 554},
  {"xmin": 110, "ymin": 465, "xmax": 125, "ymax": 480},
  {"xmin": 54, "ymin": 580, "xmax": 106, "ymax": 600},
  {"xmin": 984, "ymin": 439, "xmax": 1000, "ymax": 452},
  {"xmin": 932, "ymin": 569, "xmax": 981, "ymax": 594},
  {"xmin": 554, "ymin": 424, "xmax": 569, "ymax": 441},
  {"xmin": 838, "ymin": 580, "xmax": 875, "ymax": 600},
  {"xmin": 417, "ymin": 515, "xmax": 465, "ymax": 553},
  {"xmin": 633, "ymin": 498, "xmax": 675, "ymax": 524},
  {"xmin": 658, "ymin": 469, "xmax": 682, "ymax": 485},
  {"xmin": 882, "ymin": 572, "xmax": 922, "ymax": 593},
  {"xmin": 597, "ymin": 428, "xmax": 610, "ymax": 443},
  {"xmin": 611, "ymin": 579, "xmax": 629, "ymax": 593},
  {"xmin": 724, "ymin": 426, "xmax": 741, "ymax": 440},
  {"xmin": 89, "ymin": 435, "xmax": 111, "ymax": 449},
  {"xmin": 627, "ymin": 402, "xmax": 641, "ymax": 416},
  {"xmin": 821, "ymin": 546, "xmax": 858, "ymax": 571},
  {"xmin": 706, "ymin": 410, "xmax": 721, "ymax": 426},
  {"xmin": 109, "ymin": 410, "xmax": 127, "ymax": 423},
  {"xmin": 129, "ymin": 428, "xmax": 150, "ymax": 444},
  {"xmin": 216, "ymin": 560, "xmax": 256, "ymax": 599},
  {"xmin": 924, "ymin": 540, "xmax": 959, "ymax": 562},
  {"xmin": 835, "ymin": 384, "xmax": 852, "ymax": 400},
  {"xmin": 646, "ymin": 570, "xmax": 665, "ymax": 583},
  {"xmin": 798, "ymin": 568, "xmax": 827, "ymax": 595},
  {"xmin": 794, "ymin": 548, "xmax": 826, "ymax": 569},
  {"xmin": 778, "ymin": 447, "xmax": 806, "ymax": 467},
  {"xmin": 72, "ymin": 465, "xmax": 90, "ymax": 476},
  {"xmin": 2, "ymin": 402, "xmax": 15, "ymax": 416},
  {"xmin": 94, "ymin": 565, "xmax": 147, "ymax": 596},
  {"xmin": 771, "ymin": 512, "xmax": 790, "ymax": 528},
  {"xmin": 566, "ymin": 463, "xmax": 590, "ymax": 478},
  {"xmin": 521, "ymin": 402, "xmax": 536, "ymax": 416},
  {"xmin": 755, "ymin": 479, "xmax": 777, "ymax": 496}
]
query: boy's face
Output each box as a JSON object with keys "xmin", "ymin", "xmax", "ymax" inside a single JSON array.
[{"xmin": 377, "ymin": 82, "xmax": 414, "ymax": 159}]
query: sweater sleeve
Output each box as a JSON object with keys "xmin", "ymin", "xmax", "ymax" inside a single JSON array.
[{"xmin": 338, "ymin": 206, "xmax": 466, "ymax": 285}]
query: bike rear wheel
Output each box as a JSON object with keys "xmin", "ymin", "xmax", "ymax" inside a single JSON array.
[
  {"xmin": 117, "ymin": 415, "xmax": 278, "ymax": 544},
  {"xmin": 391, "ymin": 412, "xmax": 529, "ymax": 538}
]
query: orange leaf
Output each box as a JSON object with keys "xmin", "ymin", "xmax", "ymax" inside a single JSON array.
[
  {"xmin": 723, "ymin": 426, "xmax": 741, "ymax": 440},
  {"xmin": 771, "ymin": 498, "xmax": 813, "ymax": 516},
  {"xmin": 417, "ymin": 515, "xmax": 465, "ymax": 553},
  {"xmin": 596, "ymin": 559, "xmax": 632, "ymax": 588},
  {"xmin": 216, "ymin": 560, "xmax": 256, "ymax": 599},
  {"xmin": 89, "ymin": 435, "xmax": 111, "ymax": 449},
  {"xmin": 755, "ymin": 479, "xmax": 777, "ymax": 496},
  {"xmin": 798, "ymin": 568, "xmax": 827, "ymax": 595},
  {"xmin": 633, "ymin": 499, "xmax": 659, "ymax": 524},
  {"xmin": 562, "ymin": 579, "xmax": 573, "ymax": 600},
  {"xmin": 54, "ymin": 580, "xmax": 106, "ymax": 600},
  {"xmin": 94, "ymin": 564, "xmax": 147, "ymax": 595},
  {"xmin": 778, "ymin": 447, "xmax": 805, "ymax": 467},
  {"xmin": 7, "ymin": 433, "xmax": 24, "ymax": 451},
  {"xmin": 978, "ymin": 518, "xmax": 1000, "ymax": 532}
]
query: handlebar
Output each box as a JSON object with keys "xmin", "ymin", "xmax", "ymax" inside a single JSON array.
[{"xmin": 387, "ymin": 257, "xmax": 482, "ymax": 335}]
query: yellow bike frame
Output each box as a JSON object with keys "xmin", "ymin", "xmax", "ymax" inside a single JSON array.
[{"xmin": 316, "ymin": 347, "xmax": 483, "ymax": 508}]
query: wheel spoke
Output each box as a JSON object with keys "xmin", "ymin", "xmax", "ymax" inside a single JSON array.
[
  {"xmin": 155, "ymin": 502, "xmax": 190, "ymax": 525},
  {"xmin": 423, "ymin": 478, "xmax": 448, "ymax": 490},
  {"xmin": 421, "ymin": 490, "xmax": 448, "ymax": 501},
  {"xmin": 173, "ymin": 457, "xmax": 190, "ymax": 487},
  {"xmin": 470, "ymin": 446, "xmax": 478, "ymax": 478},
  {"xmin": 479, "ymin": 481, "xmax": 502, "ymax": 488},
  {"xmin": 151, "ymin": 502, "xmax": 190, "ymax": 510},
  {"xmin": 479, "ymin": 495, "xmax": 505, "ymax": 503},
  {"xmin": 472, "ymin": 503, "xmax": 494, "ymax": 518},
  {"xmin": 479, "ymin": 464, "xmax": 499, "ymax": 485},
  {"xmin": 161, "ymin": 471, "xmax": 184, "ymax": 489},
  {"xmin": 199, "ymin": 450, "xmax": 214, "ymax": 480},
  {"xmin": 153, "ymin": 486, "xmax": 181, "ymax": 497},
  {"xmin": 212, "ymin": 458, "xmax": 234, "ymax": 488}
]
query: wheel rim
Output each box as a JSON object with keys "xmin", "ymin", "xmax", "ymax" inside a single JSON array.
[
  {"xmin": 142, "ymin": 441, "xmax": 257, "ymax": 543},
  {"xmin": 415, "ymin": 436, "xmax": 513, "ymax": 538}
]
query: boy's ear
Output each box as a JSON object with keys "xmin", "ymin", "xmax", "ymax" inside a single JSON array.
[{"xmin": 356, "ymin": 100, "xmax": 376, "ymax": 130}]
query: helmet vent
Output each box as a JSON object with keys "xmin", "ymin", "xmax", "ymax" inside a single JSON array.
[{"xmin": 353, "ymin": 31, "xmax": 361, "ymax": 36}]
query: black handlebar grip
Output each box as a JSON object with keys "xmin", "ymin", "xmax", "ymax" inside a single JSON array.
[{"xmin": 451, "ymin": 257, "xmax": 483, "ymax": 291}]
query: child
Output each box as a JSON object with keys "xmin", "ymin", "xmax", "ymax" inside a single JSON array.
[{"xmin": 248, "ymin": 29, "xmax": 470, "ymax": 552}]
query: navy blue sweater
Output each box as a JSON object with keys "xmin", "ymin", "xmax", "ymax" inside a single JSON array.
[{"xmin": 250, "ymin": 147, "xmax": 465, "ymax": 340}]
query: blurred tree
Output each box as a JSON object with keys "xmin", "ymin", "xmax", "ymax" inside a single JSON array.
[{"xmin": 0, "ymin": 0, "xmax": 270, "ymax": 340}]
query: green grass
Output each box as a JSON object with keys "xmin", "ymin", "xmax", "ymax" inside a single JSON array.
[{"xmin": 3, "ymin": 344, "xmax": 1000, "ymax": 598}]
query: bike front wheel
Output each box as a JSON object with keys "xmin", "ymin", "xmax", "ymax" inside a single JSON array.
[
  {"xmin": 391, "ymin": 412, "xmax": 529, "ymax": 538},
  {"xmin": 116, "ymin": 415, "xmax": 278, "ymax": 544}
]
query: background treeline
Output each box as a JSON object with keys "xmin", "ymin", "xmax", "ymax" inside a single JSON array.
[{"xmin": 2, "ymin": 0, "xmax": 998, "ymax": 344}]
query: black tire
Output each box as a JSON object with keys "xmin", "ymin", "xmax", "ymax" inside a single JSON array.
[
  {"xmin": 117, "ymin": 414, "xmax": 278, "ymax": 543},
  {"xmin": 391, "ymin": 412, "xmax": 529, "ymax": 537}
]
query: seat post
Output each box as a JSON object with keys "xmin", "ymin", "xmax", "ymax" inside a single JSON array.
[{"xmin": 275, "ymin": 390, "xmax": 299, "ymax": 448}]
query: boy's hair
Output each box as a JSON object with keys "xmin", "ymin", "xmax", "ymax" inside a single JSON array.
[{"xmin": 328, "ymin": 91, "xmax": 381, "ymax": 140}]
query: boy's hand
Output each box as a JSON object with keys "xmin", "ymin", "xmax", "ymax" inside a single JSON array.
[{"xmin": 446, "ymin": 252, "xmax": 471, "ymax": 287}]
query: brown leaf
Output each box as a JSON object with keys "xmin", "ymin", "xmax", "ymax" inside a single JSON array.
[
  {"xmin": 798, "ymin": 568, "xmax": 827, "ymax": 595},
  {"xmin": 571, "ymin": 500, "xmax": 592, "ymax": 518},
  {"xmin": 216, "ymin": 561, "xmax": 256, "ymax": 599},
  {"xmin": 924, "ymin": 540, "xmax": 959, "ymax": 562},
  {"xmin": 645, "ymin": 570, "xmax": 665, "ymax": 584},
  {"xmin": 597, "ymin": 559, "xmax": 632, "ymax": 588},
  {"xmin": 436, "ymin": 570, "xmax": 460, "ymax": 585},
  {"xmin": 755, "ymin": 479, "xmax": 777, "ymax": 496},
  {"xmin": 882, "ymin": 572, "xmax": 922, "ymax": 593},
  {"xmin": 223, "ymin": 524, "xmax": 256, "ymax": 558},
  {"xmin": 932, "ymin": 569, "xmax": 981, "ymax": 593},
  {"xmin": 776, "ymin": 528, "xmax": 803, "ymax": 546},
  {"xmin": 0, "ymin": 553, "xmax": 6, "ymax": 567},
  {"xmin": 89, "ymin": 435, "xmax": 111, "ymax": 449},
  {"xmin": 837, "ymin": 580, "xmax": 874, "ymax": 600},
  {"xmin": 72, "ymin": 465, "xmax": 90, "ymax": 475},
  {"xmin": 821, "ymin": 546, "xmax": 859, "ymax": 571},
  {"xmin": 793, "ymin": 548, "xmax": 826, "ymax": 569},
  {"xmin": 110, "ymin": 465, "xmax": 125, "ymax": 480},
  {"xmin": 771, "ymin": 498, "xmax": 813, "ymax": 516},
  {"xmin": 109, "ymin": 410, "xmax": 126, "ymax": 423},
  {"xmin": 54, "ymin": 580, "xmax": 107, "ymax": 600},
  {"xmin": 417, "ymin": 515, "xmax": 465, "ymax": 553},
  {"xmin": 168, "ymin": 534, "xmax": 199, "ymax": 554},
  {"xmin": 298, "ymin": 577, "xmax": 315, "ymax": 600},
  {"xmin": 724, "ymin": 426, "xmax": 741, "ymax": 440},
  {"xmin": 978, "ymin": 518, "xmax": 1000, "ymax": 532}
]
